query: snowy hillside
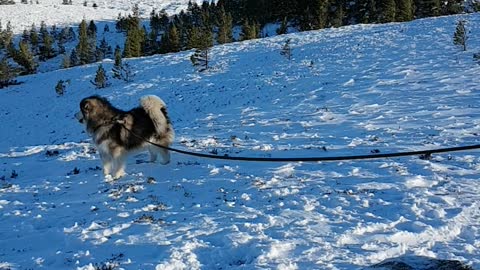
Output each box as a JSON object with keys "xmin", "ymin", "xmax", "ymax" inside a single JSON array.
[
  {"xmin": 0, "ymin": 0, "xmax": 206, "ymax": 34},
  {"xmin": 1, "ymin": 11, "xmax": 480, "ymax": 270}
]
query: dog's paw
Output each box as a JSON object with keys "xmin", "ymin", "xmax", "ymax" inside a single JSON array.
[
  {"xmin": 104, "ymin": 171, "xmax": 126, "ymax": 182},
  {"xmin": 104, "ymin": 174, "xmax": 116, "ymax": 182},
  {"xmin": 112, "ymin": 170, "xmax": 126, "ymax": 180},
  {"xmin": 159, "ymin": 159, "xmax": 170, "ymax": 165}
]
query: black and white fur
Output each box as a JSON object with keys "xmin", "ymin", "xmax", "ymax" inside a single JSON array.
[{"xmin": 75, "ymin": 95, "xmax": 174, "ymax": 179}]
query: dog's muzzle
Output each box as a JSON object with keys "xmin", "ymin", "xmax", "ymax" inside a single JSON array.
[{"xmin": 75, "ymin": 111, "xmax": 85, "ymax": 124}]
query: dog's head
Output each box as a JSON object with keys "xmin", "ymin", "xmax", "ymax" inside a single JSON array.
[{"xmin": 75, "ymin": 95, "xmax": 110, "ymax": 124}]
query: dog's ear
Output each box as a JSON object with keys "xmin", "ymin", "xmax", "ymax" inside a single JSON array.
[{"xmin": 82, "ymin": 100, "xmax": 91, "ymax": 113}]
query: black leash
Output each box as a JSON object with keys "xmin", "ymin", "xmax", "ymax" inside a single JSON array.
[{"xmin": 119, "ymin": 123, "xmax": 480, "ymax": 162}]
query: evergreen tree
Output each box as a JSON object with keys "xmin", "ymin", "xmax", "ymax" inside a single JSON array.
[
  {"xmin": 0, "ymin": 57, "xmax": 17, "ymax": 88},
  {"xmin": 329, "ymin": 0, "xmax": 345, "ymax": 27},
  {"xmin": 280, "ymin": 38, "xmax": 292, "ymax": 60},
  {"xmin": 14, "ymin": 41, "xmax": 38, "ymax": 74},
  {"xmin": 312, "ymin": 0, "xmax": 330, "ymax": 29},
  {"xmin": 395, "ymin": 0, "xmax": 414, "ymax": 22},
  {"xmin": 442, "ymin": 0, "xmax": 463, "ymax": 15},
  {"xmin": 112, "ymin": 45, "xmax": 135, "ymax": 82},
  {"xmin": 29, "ymin": 23, "xmax": 39, "ymax": 54},
  {"xmin": 239, "ymin": 19, "xmax": 259, "ymax": 41},
  {"xmin": 123, "ymin": 5, "xmax": 145, "ymax": 58},
  {"xmin": 58, "ymin": 26, "xmax": 76, "ymax": 44},
  {"xmin": 276, "ymin": 17, "xmax": 288, "ymax": 35},
  {"xmin": 216, "ymin": 6, "xmax": 233, "ymax": 44},
  {"xmin": 354, "ymin": 0, "xmax": 377, "ymax": 23},
  {"xmin": 190, "ymin": 25, "xmax": 213, "ymax": 71},
  {"xmin": 76, "ymin": 19, "xmax": 93, "ymax": 64},
  {"xmin": 415, "ymin": 0, "xmax": 441, "ymax": 18},
  {"xmin": 453, "ymin": 20, "xmax": 467, "ymax": 51},
  {"xmin": 96, "ymin": 37, "xmax": 112, "ymax": 61},
  {"xmin": 161, "ymin": 22, "xmax": 181, "ymax": 53},
  {"xmin": 91, "ymin": 64, "xmax": 110, "ymax": 88},
  {"xmin": 50, "ymin": 24, "xmax": 58, "ymax": 39},
  {"xmin": 39, "ymin": 21, "xmax": 55, "ymax": 61},
  {"xmin": 378, "ymin": 0, "xmax": 396, "ymax": 23},
  {"xmin": 87, "ymin": 20, "xmax": 98, "ymax": 60},
  {"xmin": 61, "ymin": 53, "xmax": 71, "ymax": 68},
  {"xmin": 113, "ymin": 45, "xmax": 122, "ymax": 67},
  {"xmin": 69, "ymin": 48, "xmax": 79, "ymax": 66},
  {"xmin": 187, "ymin": 26, "xmax": 202, "ymax": 49},
  {"xmin": 21, "ymin": 29, "xmax": 30, "ymax": 43},
  {"xmin": 0, "ymin": 21, "xmax": 14, "ymax": 50}
]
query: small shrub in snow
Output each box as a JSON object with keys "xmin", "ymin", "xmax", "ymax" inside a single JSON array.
[
  {"xmin": 280, "ymin": 38, "xmax": 292, "ymax": 60},
  {"xmin": 55, "ymin": 79, "xmax": 69, "ymax": 95},
  {"xmin": 453, "ymin": 20, "xmax": 468, "ymax": 51},
  {"xmin": 91, "ymin": 64, "xmax": 110, "ymax": 89},
  {"xmin": 112, "ymin": 46, "xmax": 135, "ymax": 82}
]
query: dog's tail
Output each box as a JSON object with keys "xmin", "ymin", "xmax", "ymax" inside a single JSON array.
[{"xmin": 140, "ymin": 95, "xmax": 174, "ymax": 144}]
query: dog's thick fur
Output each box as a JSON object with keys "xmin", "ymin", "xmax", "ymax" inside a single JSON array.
[{"xmin": 75, "ymin": 95, "xmax": 174, "ymax": 179}]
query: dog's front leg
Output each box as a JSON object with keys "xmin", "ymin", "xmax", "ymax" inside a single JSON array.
[
  {"xmin": 158, "ymin": 148, "xmax": 170, "ymax": 165},
  {"xmin": 110, "ymin": 151, "xmax": 126, "ymax": 179},
  {"xmin": 99, "ymin": 151, "xmax": 113, "ymax": 176}
]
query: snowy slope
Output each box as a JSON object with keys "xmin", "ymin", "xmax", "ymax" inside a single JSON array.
[
  {"xmin": 0, "ymin": 0, "xmax": 206, "ymax": 34},
  {"xmin": 1, "ymin": 12, "xmax": 480, "ymax": 270}
]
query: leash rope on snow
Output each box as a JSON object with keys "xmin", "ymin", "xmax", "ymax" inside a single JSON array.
[{"xmin": 119, "ymin": 123, "xmax": 480, "ymax": 162}]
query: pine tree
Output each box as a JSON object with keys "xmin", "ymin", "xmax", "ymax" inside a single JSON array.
[
  {"xmin": 111, "ymin": 46, "xmax": 134, "ymax": 82},
  {"xmin": 379, "ymin": 0, "xmax": 396, "ymax": 23},
  {"xmin": 0, "ymin": 57, "xmax": 17, "ymax": 88},
  {"xmin": 29, "ymin": 23, "xmax": 39, "ymax": 54},
  {"xmin": 329, "ymin": 0, "xmax": 345, "ymax": 27},
  {"xmin": 0, "ymin": 21, "xmax": 13, "ymax": 50},
  {"xmin": 91, "ymin": 64, "xmax": 110, "ymax": 88},
  {"xmin": 96, "ymin": 37, "xmax": 112, "ymax": 61},
  {"xmin": 39, "ymin": 21, "xmax": 55, "ymax": 61},
  {"xmin": 76, "ymin": 19, "xmax": 93, "ymax": 65},
  {"xmin": 395, "ymin": 0, "xmax": 414, "ymax": 22},
  {"xmin": 113, "ymin": 45, "xmax": 122, "ymax": 67},
  {"xmin": 415, "ymin": 0, "xmax": 441, "ymax": 18},
  {"xmin": 69, "ymin": 48, "xmax": 79, "ymax": 66},
  {"xmin": 443, "ymin": 0, "xmax": 463, "ymax": 15},
  {"xmin": 216, "ymin": 6, "xmax": 233, "ymax": 44},
  {"xmin": 61, "ymin": 53, "xmax": 71, "ymax": 68},
  {"xmin": 312, "ymin": 0, "xmax": 329, "ymax": 29},
  {"xmin": 123, "ymin": 6, "xmax": 145, "ymax": 58},
  {"xmin": 276, "ymin": 16, "xmax": 288, "ymax": 35},
  {"xmin": 280, "ymin": 38, "xmax": 292, "ymax": 60},
  {"xmin": 453, "ymin": 20, "xmax": 467, "ymax": 51},
  {"xmin": 160, "ymin": 22, "xmax": 181, "ymax": 53},
  {"xmin": 239, "ymin": 19, "xmax": 258, "ymax": 41},
  {"xmin": 14, "ymin": 41, "xmax": 38, "ymax": 74},
  {"xmin": 354, "ymin": 0, "xmax": 377, "ymax": 23},
  {"xmin": 87, "ymin": 21, "xmax": 98, "ymax": 61},
  {"xmin": 190, "ymin": 25, "xmax": 213, "ymax": 72},
  {"xmin": 187, "ymin": 26, "xmax": 202, "ymax": 49},
  {"xmin": 21, "ymin": 29, "xmax": 30, "ymax": 43}
]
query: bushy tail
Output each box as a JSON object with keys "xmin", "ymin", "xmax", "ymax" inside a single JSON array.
[{"xmin": 140, "ymin": 95, "xmax": 174, "ymax": 144}]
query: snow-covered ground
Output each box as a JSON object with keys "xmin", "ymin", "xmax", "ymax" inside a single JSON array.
[
  {"xmin": 1, "ymin": 9, "xmax": 480, "ymax": 270},
  {"xmin": 0, "ymin": 0, "xmax": 206, "ymax": 34}
]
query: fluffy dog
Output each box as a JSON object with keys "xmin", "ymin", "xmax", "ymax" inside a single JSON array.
[{"xmin": 75, "ymin": 95, "xmax": 174, "ymax": 179}]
